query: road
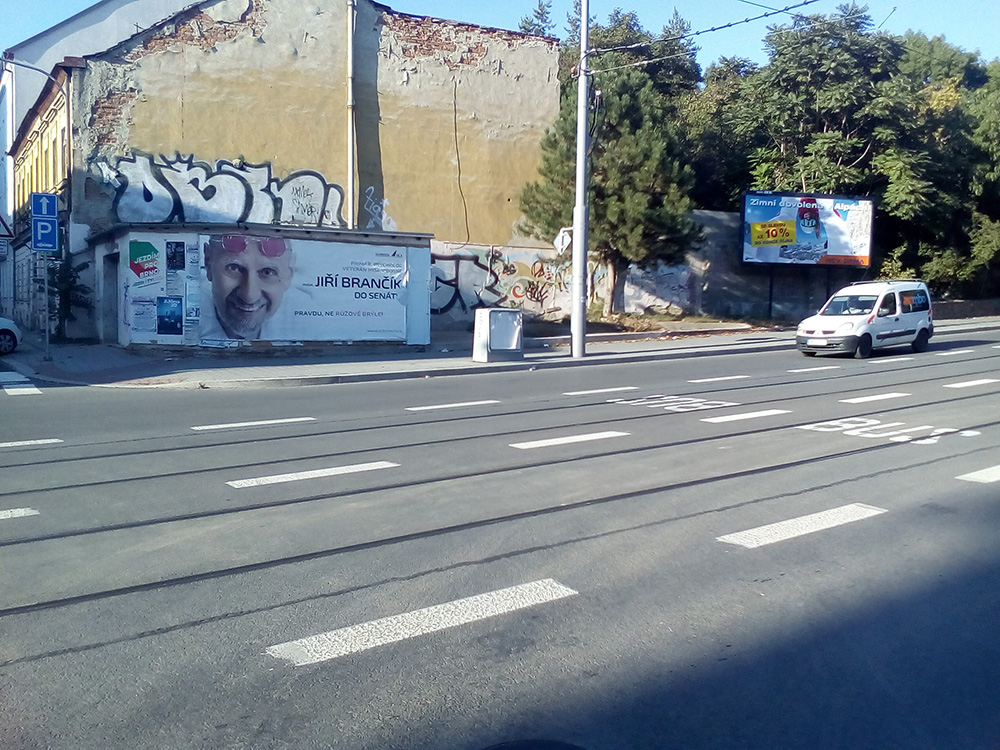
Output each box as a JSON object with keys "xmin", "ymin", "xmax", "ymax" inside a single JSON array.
[{"xmin": 2, "ymin": 329, "xmax": 1000, "ymax": 749}]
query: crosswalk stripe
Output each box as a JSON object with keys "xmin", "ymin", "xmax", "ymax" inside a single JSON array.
[
  {"xmin": 227, "ymin": 461, "xmax": 399, "ymax": 488},
  {"xmin": 5, "ymin": 384, "xmax": 42, "ymax": 395},
  {"xmin": 717, "ymin": 504, "xmax": 887, "ymax": 549},
  {"xmin": 266, "ymin": 579, "xmax": 578, "ymax": 666}
]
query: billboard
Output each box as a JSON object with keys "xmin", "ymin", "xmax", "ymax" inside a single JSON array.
[
  {"xmin": 742, "ymin": 191, "xmax": 874, "ymax": 267},
  {"xmin": 121, "ymin": 232, "xmax": 430, "ymax": 346}
]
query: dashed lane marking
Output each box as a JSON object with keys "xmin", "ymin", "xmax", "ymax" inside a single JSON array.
[
  {"xmin": 0, "ymin": 438, "xmax": 64, "ymax": 448},
  {"xmin": 563, "ymin": 386, "xmax": 638, "ymax": 396},
  {"xmin": 839, "ymin": 392, "xmax": 910, "ymax": 404},
  {"xmin": 266, "ymin": 579, "xmax": 578, "ymax": 666},
  {"xmin": 872, "ymin": 357, "xmax": 913, "ymax": 364},
  {"xmin": 717, "ymin": 503, "xmax": 887, "ymax": 549},
  {"xmin": 700, "ymin": 409, "xmax": 790, "ymax": 424},
  {"xmin": 936, "ymin": 350, "xmax": 975, "ymax": 357},
  {"xmin": 227, "ymin": 461, "xmax": 399, "ymax": 488},
  {"xmin": 956, "ymin": 465, "xmax": 1000, "ymax": 484},
  {"xmin": 788, "ymin": 365, "xmax": 841, "ymax": 373},
  {"xmin": 943, "ymin": 379, "xmax": 999, "ymax": 389},
  {"xmin": 510, "ymin": 431, "xmax": 629, "ymax": 450},
  {"xmin": 405, "ymin": 400, "xmax": 501, "ymax": 412},
  {"xmin": 687, "ymin": 375, "xmax": 750, "ymax": 383},
  {"xmin": 0, "ymin": 508, "xmax": 40, "ymax": 521},
  {"xmin": 191, "ymin": 417, "xmax": 317, "ymax": 431}
]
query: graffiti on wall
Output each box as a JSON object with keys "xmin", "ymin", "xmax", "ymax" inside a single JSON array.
[
  {"xmin": 623, "ymin": 263, "xmax": 695, "ymax": 315},
  {"xmin": 430, "ymin": 245, "xmax": 606, "ymax": 320},
  {"xmin": 97, "ymin": 151, "xmax": 347, "ymax": 228},
  {"xmin": 363, "ymin": 186, "xmax": 397, "ymax": 232}
]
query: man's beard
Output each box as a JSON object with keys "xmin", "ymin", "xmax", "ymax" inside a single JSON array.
[{"xmin": 219, "ymin": 293, "xmax": 270, "ymax": 339}]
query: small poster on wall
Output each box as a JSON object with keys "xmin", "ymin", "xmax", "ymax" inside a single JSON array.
[{"xmin": 156, "ymin": 296, "xmax": 184, "ymax": 336}]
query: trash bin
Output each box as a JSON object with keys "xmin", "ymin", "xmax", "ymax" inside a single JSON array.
[{"xmin": 472, "ymin": 308, "xmax": 523, "ymax": 362}]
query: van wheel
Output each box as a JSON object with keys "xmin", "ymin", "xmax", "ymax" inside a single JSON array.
[
  {"xmin": 911, "ymin": 328, "xmax": 930, "ymax": 353},
  {"xmin": 854, "ymin": 334, "xmax": 873, "ymax": 359}
]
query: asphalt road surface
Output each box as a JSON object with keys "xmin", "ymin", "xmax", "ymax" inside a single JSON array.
[{"xmin": 2, "ymin": 329, "xmax": 1000, "ymax": 749}]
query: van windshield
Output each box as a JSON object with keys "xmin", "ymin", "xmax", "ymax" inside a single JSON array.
[{"xmin": 820, "ymin": 294, "xmax": 878, "ymax": 316}]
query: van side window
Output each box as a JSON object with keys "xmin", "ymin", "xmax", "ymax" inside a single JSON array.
[
  {"xmin": 879, "ymin": 294, "xmax": 897, "ymax": 316},
  {"xmin": 901, "ymin": 290, "xmax": 930, "ymax": 313}
]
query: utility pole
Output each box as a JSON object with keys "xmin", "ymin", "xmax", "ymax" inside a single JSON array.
[{"xmin": 570, "ymin": 0, "xmax": 590, "ymax": 358}]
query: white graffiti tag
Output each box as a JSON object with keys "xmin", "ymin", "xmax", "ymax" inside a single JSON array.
[{"xmin": 100, "ymin": 152, "xmax": 347, "ymax": 228}]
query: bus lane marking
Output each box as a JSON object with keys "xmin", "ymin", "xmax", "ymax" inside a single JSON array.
[
  {"xmin": 0, "ymin": 508, "xmax": 40, "ymax": 521},
  {"xmin": 796, "ymin": 417, "xmax": 980, "ymax": 445}
]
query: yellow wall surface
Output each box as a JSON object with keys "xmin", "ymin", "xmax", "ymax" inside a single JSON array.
[{"xmin": 73, "ymin": 0, "xmax": 559, "ymax": 247}]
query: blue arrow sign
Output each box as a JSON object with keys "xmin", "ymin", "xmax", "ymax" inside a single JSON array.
[{"xmin": 31, "ymin": 192, "xmax": 58, "ymax": 219}]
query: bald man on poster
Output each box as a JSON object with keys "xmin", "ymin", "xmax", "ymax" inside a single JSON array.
[{"xmin": 201, "ymin": 234, "xmax": 295, "ymax": 340}]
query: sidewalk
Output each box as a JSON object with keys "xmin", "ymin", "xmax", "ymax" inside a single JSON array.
[{"xmin": 3, "ymin": 317, "xmax": 999, "ymax": 389}]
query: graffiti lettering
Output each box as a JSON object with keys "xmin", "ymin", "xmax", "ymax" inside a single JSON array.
[{"xmin": 101, "ymin": 151, "xmax": 347, "ymax": 228}]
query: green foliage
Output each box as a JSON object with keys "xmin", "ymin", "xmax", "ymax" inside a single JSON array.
[
  {"xmin": 43, "ymin": 256, "xmax": 93, "ymax": 341},
  {"xmin": 518, "ymin": 1, "xmax": 555, "ymax": 37},
  {"xmin": 519, "ymin": 9, "xmax": 702, "ymax": 312}
]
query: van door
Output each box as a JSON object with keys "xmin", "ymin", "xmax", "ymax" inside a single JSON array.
[{"xmin": 871, "ymin": 291, "xmax": 902, "ymax": 347}]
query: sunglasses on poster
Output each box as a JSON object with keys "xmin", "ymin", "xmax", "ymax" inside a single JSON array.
[{"xmin": 211, "ymin": 235, "xmax": 290, "ymax": 257}]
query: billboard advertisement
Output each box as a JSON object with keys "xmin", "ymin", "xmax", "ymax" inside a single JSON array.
[
  {"xmin": 742, "ymin": 192, "xmax": 873, "ymax": 267},
  {"xmin": 121, "ymin": 232, "xmax": 430, "ymax": 346}
]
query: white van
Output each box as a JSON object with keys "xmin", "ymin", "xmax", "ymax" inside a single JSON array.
[{"xmin": 796, "ymin": 279, "xmax": 934, "ymax": 358}]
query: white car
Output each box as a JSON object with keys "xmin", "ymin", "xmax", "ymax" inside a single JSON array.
[
  {"xmin": 796, "ymin": 279, "xmax": 934, "ymax": 358},
  {"xmin": 0, "ymin": 316, "xmax": 22, "ymax": 355}
]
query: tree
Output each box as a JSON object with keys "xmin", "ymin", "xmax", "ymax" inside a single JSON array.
[
  {"xmin": 519, "ymin": 1, "xmax": 555, "ymax": 37},
  {"xmin": 42, "ymin": 256, "xmax": 93, "ymax": 341},
  {"xmin": 519, "ymin": 10, "xmax": 702, "ymax": 314}
]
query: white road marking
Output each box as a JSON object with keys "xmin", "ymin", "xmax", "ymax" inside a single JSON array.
[
  {"xmin": 227, "ymin": 461, "xmax": 399, "ymax": 488},
  {"xmin": 510, "ymin": 431, "xmax": 629, "ymax": 450},
  {"xmin": 717, "ymin": 503, "xmax": 887, "ymax": 549},
  {"xmin": 700, "ymin": 409, "xmax": 790, "ymax": 423},
  {"xmin": 191, "ymin": 417, "xmax": 317, "ymax": 431},
  {"xmin": 872, "ymin": 357, "xmax": 913, "ymax": 364},
  {"xmin": 0, "ymin": 438, "xmax": 64, "ymax": 448},
  {"xmin": 943, "ymin": 379, "xmax": 999, "ymax": 389},
  {"xmin": 0, "ymin": 373, "xmax": 28, "ymax": 383},
  {"xmin": 936, "ymin": 350, "xmax": 974, "ymax": 356},
  {"xmin": 956, "ymin": 465, "xmax": 1000, "ymax": 484},
  {"xmin": 788, "ymin": 365, "xmax": 841, "ymax": 373},
  {"xmin": 687, "ymin": 375, "xmax": 750, "ymax": 383},
  {"xmin": 266, "ymin": 579, "xmax": 578, "ymax": 666},
  {"xmin": 405, "ymin": 400, "xmax": 501, "ymax": 411},
  {"xmin": 0, "ymin": 508, "xmax": 40, "ymax": 521},
  {"xmin": 839, "ymin": 392, "xmax": 910, "ymax": 404},
  {"xmin": 563, "ymin": 386, "xmax": 638, "ymax": 396}
]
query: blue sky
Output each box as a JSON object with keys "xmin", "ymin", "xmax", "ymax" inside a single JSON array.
[{"xmin": 3, "ymin": 0, "xmax": 998, "ymax": 70}]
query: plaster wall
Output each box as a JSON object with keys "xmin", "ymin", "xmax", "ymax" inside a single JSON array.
[{"xmin": 71, "ymin": 0, "xmax": 559, "ymax": 251}]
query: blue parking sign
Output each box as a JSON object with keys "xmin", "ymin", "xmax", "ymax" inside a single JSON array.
[{"xmin": 31, "ymin": 192, "xmax": 60, "ymax": 254}]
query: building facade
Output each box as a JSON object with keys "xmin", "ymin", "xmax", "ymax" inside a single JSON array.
[{"xmin": 2, "ymin": 0, "xmax": 560, "ymax": 343}]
